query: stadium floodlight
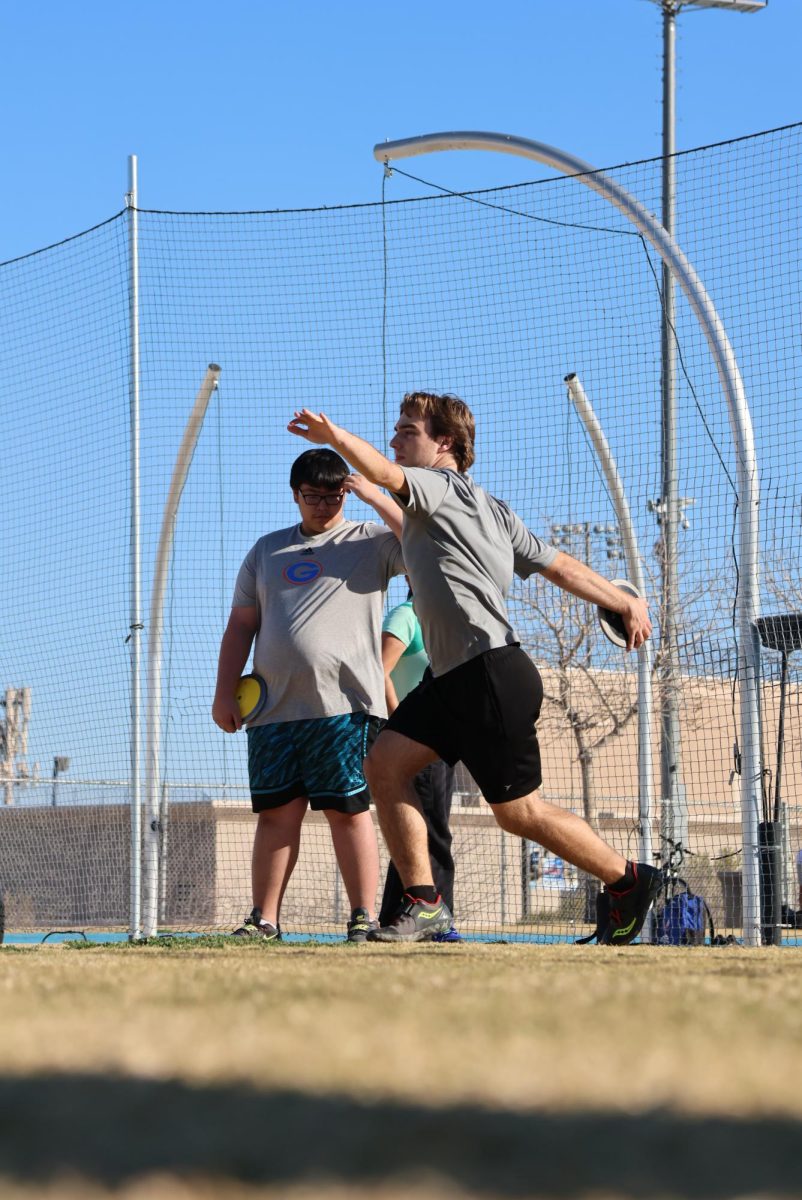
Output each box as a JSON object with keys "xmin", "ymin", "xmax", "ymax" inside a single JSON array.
[
  {"xmin": 673, "ymin": 1, "xmax": 767, "ymax": 11},
  {"xmin": 645, "ymin": 1, "xmax": 767, "ymax": 12}
]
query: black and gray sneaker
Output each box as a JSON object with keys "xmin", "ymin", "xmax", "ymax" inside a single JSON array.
[
  {"xmin": 367, "ymin": 894, "xmax": 453, "ymax": 943},
  {"xmin": 232, "ymin": 907, "xmax": 282, "ymax": 941},
  {"xmin": 346, "ymin": 907, "xmax": 379, "ymax": 943},
  {"xmin": 599, "ymin": 862, "xmax": 662, "ymax": 946}
]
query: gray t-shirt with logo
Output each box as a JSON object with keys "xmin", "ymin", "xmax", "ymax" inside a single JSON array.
[
  {"xmin": 232, "ymin": 519, "xmax": 404, "ymax": 725},
  {"xmin": 395, "ymin": 467, "xmax": 557, "ymax": 677}
]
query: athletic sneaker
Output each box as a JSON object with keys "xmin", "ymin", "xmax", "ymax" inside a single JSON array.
[
  {"xmin": 432, "ymin": 924, "xmax": 463, "ymax": 944},
  {"xmin": 599, "ymin": 862, "xmax": 663, "ymax": 946},
  {"xmin": 232, "ymin": 907, "xmax": 282, "ymax": 941},
  {"xmin": 346, "ymin": 907, "xmax": 379, "ymax": 943},
  {"xmin": 367, "ymin": 894, "xmax": 453, "ymax": 943}
]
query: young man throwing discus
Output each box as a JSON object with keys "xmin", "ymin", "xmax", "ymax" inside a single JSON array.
[
  {"xmin": 288, "ymin": 393, "xmax": 660, "ymax": 945},
  {"xmin": 212, "ymin": 448, "xmax": 404, "ymax": 942}
]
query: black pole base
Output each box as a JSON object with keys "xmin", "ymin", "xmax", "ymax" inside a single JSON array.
[{"xmin": 759, "ymin": 821, "xmax": 783, "ymax": 946}]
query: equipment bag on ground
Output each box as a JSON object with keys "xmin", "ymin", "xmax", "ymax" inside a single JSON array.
[{"xmin": 655, "ymin": 881, "xmax": 713, "ymax": 945}]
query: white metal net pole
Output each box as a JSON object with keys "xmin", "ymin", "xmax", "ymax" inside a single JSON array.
[
  {"xmin": 126, "ymin": 155, "xmax": 142, "ymax": 941},
  {"xmin": 142, "ymin": 363, "xmax": 221, "ymax": 939}
]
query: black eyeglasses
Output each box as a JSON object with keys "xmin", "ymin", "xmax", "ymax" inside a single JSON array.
[{"xmin": 298, "ymin": 491, "xmax": 345, "ymax": 508}]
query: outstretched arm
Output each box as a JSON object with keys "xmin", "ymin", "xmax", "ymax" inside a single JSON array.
[
  {"xmin": 288, "ymin": 409, "xmax": 408, "ymax": 499},
  {"xmin": 541, "ymin": 550, "xmax": 652, "ymax": 652},
  {"xmin": 344, "ymin": 473, "xmax": 403, "ymax": 539}
]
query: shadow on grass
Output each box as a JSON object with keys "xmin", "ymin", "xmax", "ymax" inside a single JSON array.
[{"xmin": 0, "ymin": 1072, "xmax": 799, "ymax": 1197}]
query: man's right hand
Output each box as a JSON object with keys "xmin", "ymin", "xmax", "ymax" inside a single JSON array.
[
  {"xmin": 620, "ymin": 596, "xmax": 652, "ymax": 652},
  {"xmin": 212, "ymin": 694, "xmax": 243, "ymax": 734},
  {"xmin": 287, "ymin": 409, "xmax": 342, "ymax": 446}
]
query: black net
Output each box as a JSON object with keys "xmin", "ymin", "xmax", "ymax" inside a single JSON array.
[{"xmin": 1, "ymin": 124, "xmax": 801, "ymax": 942}]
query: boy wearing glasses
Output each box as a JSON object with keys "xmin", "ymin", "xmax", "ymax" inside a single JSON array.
[{"xmin": 212, "ymin": 448, "xmax": 404, "ymax": 942}]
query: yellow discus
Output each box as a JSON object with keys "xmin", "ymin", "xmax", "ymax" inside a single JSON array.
[{"xmin": 235, "ymin": 673, "xmax": 268, "ymax": 723}]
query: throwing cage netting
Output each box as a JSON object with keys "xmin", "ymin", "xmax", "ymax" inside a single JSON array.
[{"xmin": 1, "ymin": 123, "xmax": 801, "ymax": 943}]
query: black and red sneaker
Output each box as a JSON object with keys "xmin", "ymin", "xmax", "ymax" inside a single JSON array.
[
  {"xmin": 367, "ymin": 894, "xmax": 452, "ymax": 943},
  {"xmin": 599, "ymin": 863, "xmax": 662, "ymax": 946}
]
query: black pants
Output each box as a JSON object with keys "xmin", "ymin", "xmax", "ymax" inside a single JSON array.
[{"xmin": 378, "ymin": 758, "xmax": 456, "ymax": 923}]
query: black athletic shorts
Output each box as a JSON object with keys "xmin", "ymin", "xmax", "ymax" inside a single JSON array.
[{"xmin": 384, "ymin": 644, "xmax": 544, "ymax": 804}]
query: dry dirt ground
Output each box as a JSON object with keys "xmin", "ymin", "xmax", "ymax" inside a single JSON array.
[{"xmin": 0, "ymin": 940, "xmax": 800, "ymax": 1199}]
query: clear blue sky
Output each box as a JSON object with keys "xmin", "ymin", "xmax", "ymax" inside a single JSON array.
[
  {"xmin": 2, "ymin": 0, "xmax": 801, "ymax": 794},
  {"xmin": 2, "ymin": 0, "xmax": 800, "ymax": 261}
]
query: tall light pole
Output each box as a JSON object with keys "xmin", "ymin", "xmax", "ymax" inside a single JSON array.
[{"xmin": 647, "ymin": 0, "xmax": 767, "ymax": 863}]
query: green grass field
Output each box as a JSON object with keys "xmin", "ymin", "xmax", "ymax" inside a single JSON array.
[{"xmin": 0, "ymin": 940, "xmax": 800, "ymax": 1199}]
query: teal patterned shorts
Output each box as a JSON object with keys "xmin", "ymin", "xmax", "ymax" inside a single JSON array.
[{"xmin": 246, "ymin": 712, "xmax": 382, "ymax": 814}]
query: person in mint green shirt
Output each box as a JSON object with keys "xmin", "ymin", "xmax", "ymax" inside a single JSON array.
[{"xmin": 379, "ymin": 590, "xmax": 458, "ymax": 938}]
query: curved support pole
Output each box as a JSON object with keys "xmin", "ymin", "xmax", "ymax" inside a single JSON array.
[
  {"xmin": 142, "ymin": 363, "xmax": 221, "ymax": 939},
  {"xmin": 376, "ymin": 132, "xmax": 761, "ymax": 944},
  {"xmin": 565, "ymin": 373, "xmax": 654, "ymax": 885}
]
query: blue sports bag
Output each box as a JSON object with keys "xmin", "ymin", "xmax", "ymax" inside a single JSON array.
[{"xmin": 655, "ymin": 885, "xmax": 712, "ymax": 945}]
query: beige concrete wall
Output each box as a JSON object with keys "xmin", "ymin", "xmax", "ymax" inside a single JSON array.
[
  {"xmin": 536, "ymin": 668, "xmax": 802, "ymax": 821},
  {"xmin": 0, "ymin": 803, "xmax": 217, "ymax": 930},
  {"xmin": 4, "ymin": 799, "xmax": 796, "ymax": 937},
  {"xmin": 0, "ymin": 804, "xmax": 130, "ymax": 928},
  {"xmin": 2, "ymin": 665, "xmax": 800, "ymax": 935},
  {"xmin": 210, "ymin": 807, "xmax": 527, "ymax": 932}
]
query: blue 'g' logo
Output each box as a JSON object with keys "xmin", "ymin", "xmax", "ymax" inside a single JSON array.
[{"xmin": 283, "ymin": 560, "xmax": 323, "ymax": 585}]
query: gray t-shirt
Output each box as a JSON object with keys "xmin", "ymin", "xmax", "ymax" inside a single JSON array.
[
  {"xmin": 395, "ymin": 467, "xmax": 557, "ymax": 677},
  {"xmin": 232, "ymin": 519, "xmax": 404, "ymax": 725}
]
